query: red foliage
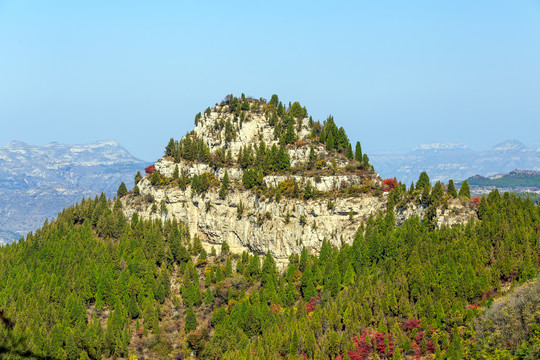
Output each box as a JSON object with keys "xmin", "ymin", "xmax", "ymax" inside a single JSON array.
[
  {"xmin": 271, "ymin": 304, "xmax": 282, "ymax": 313},
  {"xmin": 415, "ymin": 331, "xmax": 424, "ymax": 344},
  {"xmin": 382, "ymin": 178, "xmax": 398, "ymax": 192},
  {"xmin": 340, "ymin": 329, "xmax": 395, "ymax": 360},
  {"xmin": 427, "ymin": 340, "xmax": 436, "ymax": 353},
  {"xmin": 481, "ymin": 290, "xmax": 498, "ymax": 300},
  {"xmin": 349, "ymin": 330, "xmax": 372, "ymax": 360},
  {"xmin": 471, "ymin": 196, "xmax": 482, "ymax": 204},
  {"xmin": 306, "ymin": 296, "xmax": 321, "ymax": 313},
  {"xmin": 402, "ymin": 318, "xmax": 421, "ymax": 332},
  {"xmin": 145, "ymin": 165, "xmax": 155, "ymax": 174}
]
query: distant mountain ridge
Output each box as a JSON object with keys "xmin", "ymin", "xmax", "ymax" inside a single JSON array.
[
  {"xmin": 370, "ymin": 139, "xmax": 540, "ymax": 184},
  {"xmin": 0, "ymin": 140, "xmax": 149, "ymax": 244},
  {"xmin": 462, "ymin": 170, "xmax": 540, "ymax": 196}
]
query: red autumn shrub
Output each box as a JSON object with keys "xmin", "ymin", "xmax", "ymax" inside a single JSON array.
[
  {"xmin": 145, "ymin": 165, "xmax": 155, "ymax": 174},
  {"xmin": 402, "ymin": 318, "xmax": 421, "ymax": 332},
  {"xmin": 382, "ymin": 178, "xmax": 398, "ymax": 192}
]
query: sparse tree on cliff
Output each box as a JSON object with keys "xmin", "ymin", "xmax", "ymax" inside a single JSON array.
[
  {"xmin": 447, "ymin": 179, "xmax": 458, "ymax": 197},
  {"xmin": 459, "ymin": 180, "xmax": 471, "ymax": 199},
  {"xmin": 117, "ymin": 182, "xmax": 127, "ymax": 198}
]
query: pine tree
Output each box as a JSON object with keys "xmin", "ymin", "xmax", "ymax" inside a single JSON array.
[
  {"xmin": 290, "ymin": 101, "xmax": 304, "ymax": 118},
  {"xmin": 446, "ymin": 326, "xmax": 463, "ymax": 359},
  {"xmin": 362, "ymin": 153, "xmax": 369, "ymax": 168},
  {"xmin": 459, "ymin": 180, "xmax": 471, "ymax": 199},
  {"xmin": 304, "ymin": 180, "xmax": 313, "ymax": 200},
  {"xmin": 261, "ymin": 251, "xmax": 277, "ymax": 290},
  {"xmin": 326, "ymin": 131, "xmax": 335, "ymax": 150},
  {"xmin": 165, "ymin": 138, "xmax": 175, "ymax": 156},
  {"xmin": 478, "ymin": 196, "xmax": 488, "ymax": 220},
  {"xmin": 225, "ymin": 257, "xmax": 233, "ymax": 277},
  {"xmin": 301, "ymin": 263, "xmax": 316, "ymax": 300},
  {"xmin": 219, "ymin": 171, "xmax": 230, "ymax": 199},
  {"xmin": 269, "ymin": 94, "xmax": 279, "ymax": 108},
  {"xmin": 185, "ymin": 307, "xmax": 197, "ymax": 332},
  {"xmin": 346, "ymin": 143, "xmax": 353, "ymax": 160},
  {"xmin": 248, "ymin": 254, "xmax": 261, "ymax": 277},
  {"xmin": 134, "ymin": 171, "xmax": 142, "ymax": 185},
  {"xmin": 416, "ymin": 171, "xmax": 430, "ymax": 190},
  {"xmin": 221, "ymin": 241, "xmax": 230, "ymax": 255},
  {"xmin": 307, "ymin": 146, "xmax": 316, "ymax": 169},
  {"xmin": 430, "ymin": 181, "xmax": 444, "ymax": 205},
  {"xmin": 117, "ymin": 182, "xmax": 128, "ymax": 198},
  {"xmin": 244, "ymin": 307, "xmax": 261, "ymax": 337},
  {"xmin": 205, "ymin": 288, "xmax": 214, "ymax": 306},
  {"xmin": 305, "ymin": 330, "xmax": 316, "ymax": 359},
  {"xmin": 447, "ymin": 179, "xmax": 458, "ymax": 197},
  {"xmin": 355, "ymin": 141, "xmax": 362, "ymax": 162}
]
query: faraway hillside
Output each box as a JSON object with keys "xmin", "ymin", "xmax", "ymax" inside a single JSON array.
[
  {"xmin": 1, "ymin": 94, "xmax": 540, "ymax": 360},
  {"xmin": 371, "ymin": 140, "xmax": 540, "ymax": 185},
  {"xmin": 122, "ymin": 95, "xmax": 476, "ymax": 263},
  {"xmin": 0, "ymin": 140, "xmax": 148, "ymax": 244}
]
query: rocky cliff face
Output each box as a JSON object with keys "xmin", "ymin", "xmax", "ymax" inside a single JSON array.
[
  {"xmin": 121, "ymin": 97, "xmax": 478, "ymax": 262},
  {"xmin": 123, "ymin": 177, "xmax": 386, "ymax": 265}
]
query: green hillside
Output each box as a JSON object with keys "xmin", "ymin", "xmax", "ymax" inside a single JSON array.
[
  {"xmin": 1, "ymin": 96, "xmax": 540, "ymax": 359},
  {"xmin": 466, "ymin": 170, "xmax": 540, "ymax": 189},
  {"xmin": 0, "ymin": 188, "xmax": 539, "ymax": 359}
]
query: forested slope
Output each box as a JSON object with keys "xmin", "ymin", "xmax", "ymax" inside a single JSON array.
[{"xmin": 0, "ymin": 188, "xmax": 539, "ymax": 359}]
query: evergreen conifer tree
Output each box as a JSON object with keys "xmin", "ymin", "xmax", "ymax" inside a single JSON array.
[
  {"xmin": 417, "ymin": 171, "xmax": 430, "ymax": 190},
  {"xmin": 185, "ymin": 307, "xmax": 197, "ymax": 332},
  {"xmin": 326, "ymin": 131, "xmax": 335, "ymax": 150},
  {"xmin": 355, "ymin": 141, "xmax": 362, "ymax": 161},
  {"xmin": 269, "ymin": 94, "xmax": 279, "ymax": 108},
  {"xmin": 117, "ymin": 182, "xmax": 127, "ymax": 198},
  {"xmin": 459, "ymin": 180, "xmax": 471, "ymax": 199},
  {"xmin": 134, "ymin": 171, "xmax": 142, "ymax": 185},
  {"xmin": 346, "ymin": 143, "xmax": 353, "ymax": 160},
  {"xmin": 447, "ymin": 179, "xmax": 458, "ymax": 197},
  {"xmin": 205, "ymin": 288, "xmax": 214, "ymax": 306}
]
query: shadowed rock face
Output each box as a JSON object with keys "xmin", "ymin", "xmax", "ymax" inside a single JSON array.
[{"xmin": 122, "ymin": 104, "xmax": 477, "ymax": 262}]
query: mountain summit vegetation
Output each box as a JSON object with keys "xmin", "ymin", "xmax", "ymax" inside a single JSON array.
[{"xmin": 1, "ymin": 95, "xmax": 540, "ymax": 360}]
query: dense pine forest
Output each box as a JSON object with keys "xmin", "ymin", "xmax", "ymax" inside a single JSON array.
[{"xmin": 1, "ymin": 187, "xmax": 539, "ymax": 359}]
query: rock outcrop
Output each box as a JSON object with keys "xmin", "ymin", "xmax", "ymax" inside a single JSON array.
[
  {"xmin": 121, "ymin": 96, "xmax": 478, "ymax": 262},
  {"xmin": 123, "ymin": 177, "xmax": 387, "ymax": 265}
]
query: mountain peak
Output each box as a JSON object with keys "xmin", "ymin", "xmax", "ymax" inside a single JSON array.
[{"xmin": 488, "ymin": 139, "xmax": 526, "ymax": 152}]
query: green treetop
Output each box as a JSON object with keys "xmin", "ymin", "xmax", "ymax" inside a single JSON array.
[
  {"xmin": 116, "ymin": 182, "xmax": 127, "ymax": 198},
  {"xmin": 447, "ymin": 179, "xmax": 458, "ymax": 197},
  {"xmin": 459, "ymin": 180, "xmax": 471, "ymax": 199},
  {"xmin": 355, "ymin": 141, "xmax": 362, "ymax": 161}
]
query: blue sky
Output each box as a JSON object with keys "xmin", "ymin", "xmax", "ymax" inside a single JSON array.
[{"xmin": 1, "ymin": 1, "xmax": 539, "ymax": 161}]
